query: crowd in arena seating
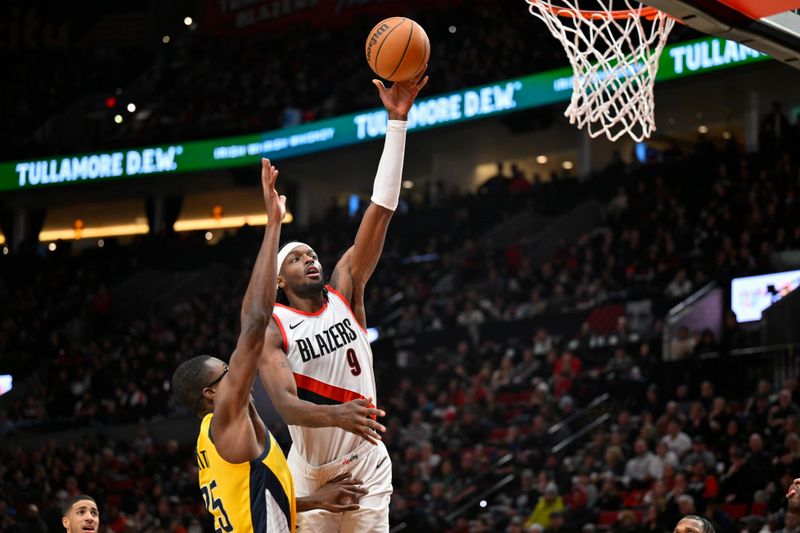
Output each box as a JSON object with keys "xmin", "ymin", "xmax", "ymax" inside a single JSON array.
[
  {"xmin": 1, "ymin": 127, "xmax": 800, "ymax": 532},
  {"xmin": 0, "ymin": 431, "xmax": 211, "ymax": 532},
  {"xmin": 383, "ymin": 337, "xmax": 800, "ymax": 533}
]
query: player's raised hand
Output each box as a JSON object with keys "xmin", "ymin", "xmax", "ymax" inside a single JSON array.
[
  {"xmin": 372, "ymin": 65, "xmax": 429, "ymax": 120},
  {"xmin": 311, "ymin": 473, "xmax": 368, "ymax": 513},
  {"xmin": 261, "ymin": 158, "xmax": 286, "ymax": 225},
  {"xmin": 333, "ymin": 397, "xmax": 386, "ymax": 446}
]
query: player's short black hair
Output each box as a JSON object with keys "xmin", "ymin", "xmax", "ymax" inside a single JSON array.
[
  {"xmin": 62, "ymin": 494, "xmax": 97, "ymax": 516},
  {"xmin": 681, "ymin": 515, "xmax": 716, "ymax": 533},
  {"xmin": 172, "ymin": 355, "xmax": 213, "ymax": 416}
]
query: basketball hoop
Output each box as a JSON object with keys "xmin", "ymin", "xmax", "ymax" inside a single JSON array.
[{"xmin": 526, "ymin": 0, "xmax": 675, "ymax": 142}]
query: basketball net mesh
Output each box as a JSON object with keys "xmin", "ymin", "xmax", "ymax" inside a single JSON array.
[{"xmin": 526, "ymin": 0, "xmax": 675, "ymax": 142}]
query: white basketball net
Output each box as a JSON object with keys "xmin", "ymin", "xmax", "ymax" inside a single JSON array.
[{"xmin": 526, "ymin": 0, "xmax": 675, "ymax": 142}]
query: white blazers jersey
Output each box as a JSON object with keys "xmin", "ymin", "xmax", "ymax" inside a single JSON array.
[{"xmin": 272, "ymin": 285, "xmax": 377, "ymax": 466}]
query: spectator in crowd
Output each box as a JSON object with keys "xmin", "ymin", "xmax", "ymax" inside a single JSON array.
[
  {"xmin": 625, "ymin": 438, "xmax": 662, "ymax": 488},
  {"xmin": 670, "ymin": 326, "xmax": 697, "ymax": 360},
  {"xmin": 770, "ymin": 389, "xmax": 800, "ymax": 434},
  {"xmin": 526, "ymin": 483, "xmax": 565, "ymax": 529},
  {"xmin": 663, "ymin": 420, "xmax": 693, "ymax": 458},
  {"xmin": 665, "ymin": 269, "xmax": 693, "ymax": 300},
  {"xmin": 693, "ymin": 330, "xmax": 720, "ymax": 356},
  {"xmin": 683, "ymin": 436, "xmax": 716, "ymax": 471}
]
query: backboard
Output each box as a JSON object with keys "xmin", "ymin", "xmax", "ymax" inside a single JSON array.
[{"xmin": 642, "ymin": 0, "xmax": 800, "ymax": 68}]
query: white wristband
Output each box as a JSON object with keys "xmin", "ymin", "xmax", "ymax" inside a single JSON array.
[{"xmin": 370, "ymin": 119, "xmax": 407, "ymax": 211}]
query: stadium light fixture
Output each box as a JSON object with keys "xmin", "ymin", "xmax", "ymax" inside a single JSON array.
[
  {"xmin": 127, "ymin": 103, "xmax": 136, "ymax": 113},
  {"xmin": 173, "ymin": 212, "xmax": 294, "ymax": 232},
  {"xmin": 562, "ymin": 160, "xmax": 574, "ymax": 170},
  {"xmin": 40, "ymin": 223, "xmax": 150, "ymax": 241},
  {"xmin": 162, "ymin": 35, "xmax": 171, "ymax": 44},
  {"xmin": 114, "ymin": 114, "xmax": 123, "ymax": 124},
  {"xmin": 698, "ymin": 125, "xmax": 709, "ymax": 134},
  {"xmin": 536, "ymin": 155, "xmax": 548, "ymax": 164},
  {"xmin": 184, "ymin": 17, "xmax": 193, "ymax": 26},
  {"xmin": 402, "ymin": 180, "xmax": 414, "ymax": 189}
]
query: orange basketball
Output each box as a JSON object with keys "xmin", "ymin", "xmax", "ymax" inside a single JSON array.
[{"xmin": 365, "ymin": 17, "xmax": 430, "ymax": 82}]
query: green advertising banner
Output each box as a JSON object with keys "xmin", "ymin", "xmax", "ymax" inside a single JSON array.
[{"xmin": 0, "ymin": 36, "xmax": 767, "ymax": 192}]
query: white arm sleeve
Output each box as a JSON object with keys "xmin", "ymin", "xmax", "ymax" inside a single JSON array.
[{"xmin": 370, "ymin": 119, "xmax": 407, "ymax": 211}]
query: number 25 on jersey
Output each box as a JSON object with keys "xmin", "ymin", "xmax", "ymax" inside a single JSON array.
[{"xmin": 201, "ymin": 480, "xmax": 233, "ymax": 533}]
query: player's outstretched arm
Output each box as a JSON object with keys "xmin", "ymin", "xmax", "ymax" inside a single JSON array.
[
  {"xmin": 329, "ymin": 69, "xmax": 428, "ymax": 315},
  {"xmin": 212, "ymin": 159, "xmax": 285, "ymax": 463},
  {"xmin": 259, "ymin": 321, "xmax": 386, "ymax": 445}
]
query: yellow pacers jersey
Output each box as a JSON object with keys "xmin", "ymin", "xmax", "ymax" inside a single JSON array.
[{"xmin": 196, "ymin": 414, "xmax": 296, "ymax": 532}]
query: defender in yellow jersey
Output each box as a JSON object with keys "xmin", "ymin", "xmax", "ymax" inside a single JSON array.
[
  {"xmin": 196, "ymin": 410, "xmax": 296, "ymax": 531},
  {"xmin": 172, "ymin": 160, "xmax": 371, "ymax": 532}
]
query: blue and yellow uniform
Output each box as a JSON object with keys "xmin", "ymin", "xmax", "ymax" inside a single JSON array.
[{"xmin": 196, "ymin": 414, "xmax": 296, "ymax": 532}]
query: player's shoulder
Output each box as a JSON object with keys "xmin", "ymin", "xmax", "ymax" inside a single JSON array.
[
  {"xmin": 272, "ymin": 303, "xmax": 298, "ymax": 322},
  {"xmin": 267, "ymin": 313, "xmax": 288, "ymax": 347},
  {"xmin": 325, "ymin": 284, "xmax": 349, "ymax": 306}
]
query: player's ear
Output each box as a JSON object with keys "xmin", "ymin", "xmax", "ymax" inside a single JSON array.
[
  {"xmin": 277, "ymin": 275, "xmax": 286, "ymax": 289},
  {"xmin": 62, "ymin": 516, "xmax": 70, "ymax": 530},
  {"xmin": 203, "ymin": 386, "xmax": 216, "ymax": 401}
]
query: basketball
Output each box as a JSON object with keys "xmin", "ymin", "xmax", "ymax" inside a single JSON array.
[{"xmin": 365, "ymin": 17, "xmax": 430, "ymax": 82}]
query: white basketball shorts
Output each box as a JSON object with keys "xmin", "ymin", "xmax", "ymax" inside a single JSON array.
[{"xmin": 288, "ymin": 439, "xmax": 393, "ymax": 533}]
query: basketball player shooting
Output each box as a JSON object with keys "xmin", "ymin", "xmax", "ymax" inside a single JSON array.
[
  {"xmin": 260, "ymin": 69, "xmax": 428, "ymax": 533},
  {"xmin": 172, "ymin": 159, "xmax": 369, "ymax": 533}
]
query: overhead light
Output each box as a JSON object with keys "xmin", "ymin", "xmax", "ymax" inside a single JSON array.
[
  {"xmin": 184, "ymin": 17, "xmax": 193, "ymax": 26},
  {"xmin": 2, "ymin": 246, "xmax": 8, "ymax": 255},
  {"xmin": 536, "ymin": 155, "xmax": 548, "ymax": 164},
  {"xmin": 114, "ymin": 114, "xmax": 123, "ymax": 124},
  {"xmin": 40, "ymin": 223, "xmax": 150, "ymax": 241},
  {"xmin": 205, "ymin": 231, "xmax": 213, "ymax": 241},
  {"xmin": 562, "ymin": 160, "xmax": 574, "ymax": 170},
  {"xmin": 449, "ymin": 26, "xmax": 457, "ymax": 33},
  {"xmin": 173, "ymin": 212, "xmax": 293, "ymax": 232},
  {"xmin": 162, "ymin": 35, "xmax": 171, "ymax": 44},
  {"xmin": 479, "ymin": 500, "xmax": 487, "ymax": 508},
  {"xmin": 127, "ymin": 103, "xmax": 136, "ymax": 113},
  {"xmin": 722, "ymin": 131, "xmax": 732, "ymax": 139},
  {"xmin": 402, "ymin": 180, "xmax": 414, "ymax": 189},
  {"xmin": 48, "ymin": 243, "xmax": 57, "ymax": 251},
  {"xmin": 698, "ymin": 125, "xmax": 708, "ymax": 134},
  {"xmin": 98, "ymin": 239, "xmax": 105, "ymax": 248}
]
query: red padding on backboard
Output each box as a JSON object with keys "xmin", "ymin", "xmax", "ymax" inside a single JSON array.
[{"xmin": 717, "ymin": 0, "xmax": 800, "ymax": 20}]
